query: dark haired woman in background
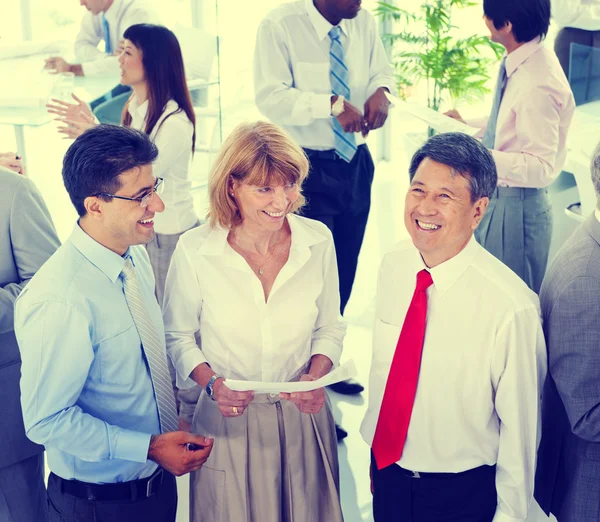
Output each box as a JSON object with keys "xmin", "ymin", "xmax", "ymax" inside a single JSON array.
[{"xmin": 50, "ymin": 23, "xmax": 199, "ymax": 305}]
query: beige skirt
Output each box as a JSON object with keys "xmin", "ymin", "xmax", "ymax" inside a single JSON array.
[{"xmin": 190, "ymin": 388, "xmax": 343, "ymax": 522}]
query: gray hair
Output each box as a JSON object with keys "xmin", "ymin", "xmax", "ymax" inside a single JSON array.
[
  {"xmin": 409, "ymin": 132, "xmax": 498, "ymax": 202},
  {"xmin": 592, "ymin": 140, "xmax": 600, "ymax": 208}
]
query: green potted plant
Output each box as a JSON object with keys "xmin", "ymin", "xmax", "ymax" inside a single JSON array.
[{"xmin": 375, "ymin": 0, "xmax": 503, "ymax": 135}]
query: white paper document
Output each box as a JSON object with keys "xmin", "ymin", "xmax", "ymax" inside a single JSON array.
[
  {"xmin": 385, "ymin": 92, "xmax": 480, "ymax": 137},
  {"xmin": 225, "ymin": 359, "xmax": 358, "ymax": 393}
]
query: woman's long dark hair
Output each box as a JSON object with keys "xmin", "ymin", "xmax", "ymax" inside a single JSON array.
[{"xmin": 121, "ymin": 24, "xmax": 196, "ymax": 152}]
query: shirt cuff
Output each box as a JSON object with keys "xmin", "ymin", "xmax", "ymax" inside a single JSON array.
[
  {"xmin": 311, "ymin": 339, "xmax": 342, "ymax": 368},
  {"xmin": 176, "ymin": 347, "xmax": 208, "ymax": 390},
  {"xmin": 113, "ymin": 429, "xmax": 152, "ymax": 464},
  {"xmin": 492, "ymin": 508, "xmax": 526, "ymax": 522},
  {"xmin": 313, "ymin": 93, "xmax": 333, "ymax": 120}
]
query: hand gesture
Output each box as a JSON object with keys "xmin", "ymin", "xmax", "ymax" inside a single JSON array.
[
  {"xmin": 213, "ymin": 379, "xmax": 254, "ymax": 417},
  {"xmin": 0, "ymin": 152, "xmax": 25, "ymax": 175},
  {"xmin": 444, "ymin": 109, "xmax": 467, "ymax": 125},
  {"xmin": 279, "ymin": 374, "xmax": 326, "ymax": 414},
  {"xmin": 56, "ymin": 114, "xmax": 97, "ymax": 140},
  {"xmin": 363, "ymin": 87, "xmax": 390, "ymax": 136},
  {"xmin": 336, "ymin": 98, "xmax": 364, "ymax": 135},
  {"xmin": 44, "ymin": 56, "xmax": 72, "ymax": 74},
  {"xmin": 148, "ymin": 431, "xmax": 214, "ymax": 476},
  {"xmin": 47, "ymin": 94, "xmax": 94, "ymax": 123}
]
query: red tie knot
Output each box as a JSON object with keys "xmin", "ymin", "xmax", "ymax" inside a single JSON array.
[{"xmin": 416, "ymin": 269, "xmax": 433, "ymax": 292}]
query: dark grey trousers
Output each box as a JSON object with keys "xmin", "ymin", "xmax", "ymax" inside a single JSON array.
[
  {"xmin": 0, "ymin": 453, "xmax": 48, "ymax": 522},
  {"xmin": 47, "ymin": 472, "xmax": 177, "ymax": 522}
]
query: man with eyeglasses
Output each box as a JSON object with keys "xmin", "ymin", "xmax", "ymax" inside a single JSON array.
[{"xmin": 15, "ymin": 125, "xmax": 213, "ymax": 522}]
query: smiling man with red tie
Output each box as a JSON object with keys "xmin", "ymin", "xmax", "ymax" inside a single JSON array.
[{"xmin": 361, "ymin": 132, "xmax": 547, "ymax": 522}]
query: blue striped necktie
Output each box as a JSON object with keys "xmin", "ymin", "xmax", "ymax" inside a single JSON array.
[
  {"xmin": 329, "ymin": 26, "xmax": 357, "ymax": 163},
  {"xmin": 101, "ymin": 13, "xmax": 112, "ymax": 55},
  {"xmin": 481, "ymin": 58, "xmax": 507, "ymax": 149}
]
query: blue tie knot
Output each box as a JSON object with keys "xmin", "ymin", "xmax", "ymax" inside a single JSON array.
[{"xmin": 329, "ymin": 26, "xmax": 342, "ymax": 40}]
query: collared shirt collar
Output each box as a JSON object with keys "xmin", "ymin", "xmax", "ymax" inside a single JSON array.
[
  {"xmin": 305, "ymin": 0, "xmax": 348, "ymax": 42},
  {"xmin": 504, "ymin": 38, "xmax": 544, "ymax": 78},
  {"xmin": 128, "ymin": 95, "xmax": 149, "ymax": 121},
  {"xmin": 102, "ymin": 0, "xmax": 123, "ymax": 28},
  {"xmin": 69, "ymin": 222, "xmax": 130, "ymax": 283},
  {"xmin": 410, "ymin": 235, "xmax": 479, "ymax": 298},
  {"xmin": 199, "ymin": 213, "xmax": 328, "ymax": 257}
]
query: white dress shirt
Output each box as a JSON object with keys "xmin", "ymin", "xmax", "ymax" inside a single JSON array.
[
  {"xmin": 75, "ymin": 0, "xmax": 156, "ymax": 77},
  {"xmin": 552, "ymin": 0, "xmax": 600, "ymax": 31},
  {"xmin": 163, "ymin": 214, "xmax": 346, "ymax": 388},
  {"xmin": 361, "ymin": 237, "xmax": 547, "ymax": 522},
  {"xmin": 254, "ymin": 0, "xmax": 395, "ymax": 150},
  {"xmin": 128, "ymin": 97, "xmax": 198, "ymax": 235}
]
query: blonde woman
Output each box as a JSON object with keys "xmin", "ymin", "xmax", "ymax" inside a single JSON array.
[{"xmin": 162, "ymin": 121, "xmax": 345, "ymax": 522}]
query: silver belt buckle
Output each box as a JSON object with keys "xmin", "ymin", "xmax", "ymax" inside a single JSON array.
[
  {"xmin": 146, "ymin": 469, "xmax": 162, "ymax": 497},
  {"xmin": 411, "ymin": 470, "xmax": 421, "ymax": 479}
]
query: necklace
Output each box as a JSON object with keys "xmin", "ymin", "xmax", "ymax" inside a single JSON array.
[{"xmin": 233, "ymin": 230, "xmax": 283, "ymax": 276}]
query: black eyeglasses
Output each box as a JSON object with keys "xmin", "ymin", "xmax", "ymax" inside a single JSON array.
[{"xmin": 93, "ymin": 177, "xmax": 164, "ymax": 208}]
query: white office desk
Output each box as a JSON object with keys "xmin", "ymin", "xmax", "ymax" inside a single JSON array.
[{"xmin": 0, "ymin": 68, "xmax": 117, "ymax": 169}]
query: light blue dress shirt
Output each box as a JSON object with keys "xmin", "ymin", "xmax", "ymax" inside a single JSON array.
[{"xmin": 15, "ymin": 223, "xmax": 162, "ymax": 483}]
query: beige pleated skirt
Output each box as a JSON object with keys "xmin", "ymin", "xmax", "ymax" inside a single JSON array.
[{"xmin": 189, "ymin": 388, "xmax": 343, "ymax": 522}]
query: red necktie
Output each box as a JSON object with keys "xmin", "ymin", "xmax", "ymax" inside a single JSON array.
[{"xmin": 372, "ymin": 269, "xmax": 433, "ymax": 470}]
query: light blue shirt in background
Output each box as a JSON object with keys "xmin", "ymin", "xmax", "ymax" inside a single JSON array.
[{"xmin": 15, "ymin": 223, "xmax": 162, "ymax": 483}]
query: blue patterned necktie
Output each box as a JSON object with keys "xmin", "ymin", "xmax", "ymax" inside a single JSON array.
[
  {"xmin": 329, "ymin": 26, "xmax": 357, "ymax": 163},
  {"xmin": 121, "ymin": 258, "xmax": 179, "ymax": 433},
  {"xmin": 481, "ymin": 58, "xmax": 507, "ymax": 149},
  {"xmin": 101, "ymin": 13, "xmax": 112, "ymax": 55}
]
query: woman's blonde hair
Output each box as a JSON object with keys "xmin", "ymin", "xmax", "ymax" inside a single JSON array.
[{"xmin": 208, "ymin": 121, "xmax": 309, "ymax": 228}]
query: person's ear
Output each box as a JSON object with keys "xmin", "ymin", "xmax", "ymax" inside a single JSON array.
[
  {"xmin": 471, "ymin": 197, "xmax": 489, "ymax": 230},
  {"xmin": 84, "ymin": 196, "xmax": 104, "ymax": 219}
]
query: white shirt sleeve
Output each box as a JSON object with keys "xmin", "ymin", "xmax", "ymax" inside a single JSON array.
[
  {"xmin": 163, "ymin": 239, "xmax": 207, "ymax": 390},
  {"xmin": 254, "ymin": 18, "xmax": 333, "ymax": 127},
  {"xmin": 552, "ymin": 0, "xmax": 600, "ymax": 31},
  {"xmin": 74, "ymin": 12, "xmax": 105, "ymax": 64},
  {"xmin": 310, "ymin": 234, "xmax": 346, "ymax": 366},
  {"xmin": 491, "ymin": 306, "xmax": 547, "ymax": 522},
  {"xmin": 365, "ymin": 15, "xmax": 396, "ymax": 99}
]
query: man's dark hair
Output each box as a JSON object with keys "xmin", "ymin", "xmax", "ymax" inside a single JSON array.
[
  {"xmin": 409, "ymin": 132, "xmax": 498, "ymax": 202},
  {"xmin": 62, "ymin": 125, "xmax": 159, "ymax": 217},
  {"xmin": 483, "ymin": 0, "xmax": 550, "ymax": 43}
]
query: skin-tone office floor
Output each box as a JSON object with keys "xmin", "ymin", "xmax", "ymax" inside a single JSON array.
[{"xmin": 8, "ymin": 109, "xmax": 573, "ymax": 522}]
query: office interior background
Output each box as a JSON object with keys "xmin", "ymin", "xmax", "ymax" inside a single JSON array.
[{"xmin": 0, "ymin": 0, "xmax": 588, "ymax": 520}]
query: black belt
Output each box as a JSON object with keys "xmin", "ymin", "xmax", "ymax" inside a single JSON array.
[
  {"xmin": 395, "ymin": 464, "xmax": 495, "ymax": 479},
  {"xmin": 303, "ymin": 145, "xmax": 365, "ymax": 161},
  {"xmin": 53, "ymin": 467, "xmax": 165, "ymax": 502}
]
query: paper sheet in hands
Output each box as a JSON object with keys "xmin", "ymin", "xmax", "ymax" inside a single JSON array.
[
  {"xmin": 225, "ymin": 360, "xmax": 358, "ymax": 393},
  {"xmin": 384, "ymin": 92, "xmax": 480, "ymax": 137}
]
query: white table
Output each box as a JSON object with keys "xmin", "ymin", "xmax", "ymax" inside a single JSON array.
[{"xmin": 0, "ymin": 68, "xmax": 117, "ymax": 171}]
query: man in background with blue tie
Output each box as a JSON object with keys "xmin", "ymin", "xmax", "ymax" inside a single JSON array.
[
  {"xmin": 445, "ymin": 0, "xmax": 575, "ymax": 293},
  {"xmin": 254, "ymin": 0, "xmax": 395, "ymax": 438},
  {"xmin": 44, "ymin": 0, "xmax": 156, "ymax": 123},
  {"xmin": 15, "ymin": 126, "xmax": 213, "ymax": 522}
]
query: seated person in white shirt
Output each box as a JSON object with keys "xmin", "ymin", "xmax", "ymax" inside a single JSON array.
[
  {"xmin": 44, "ymin": 0, "xmax": 155, "ymax": 123},
  {"xmin": 362, "ymin": 132, "xmax": 547, "ymax": 522},
  {"xmin": 162, "ymin": 121, "xmax": 347, "ymax": 522},
  {"xmin": 552, "ymin": 0, "xmax": 600, "ymax": 75}
]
